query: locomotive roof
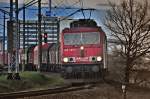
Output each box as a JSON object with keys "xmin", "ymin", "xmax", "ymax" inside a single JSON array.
[{"xmin": 62, "ymin": 27, "xmax": 105, "ymax": 34}]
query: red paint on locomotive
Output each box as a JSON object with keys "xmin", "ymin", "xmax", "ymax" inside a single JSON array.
[{"xmin": 60, "ymin": 27, "xmax": 106, "ymax": 64}]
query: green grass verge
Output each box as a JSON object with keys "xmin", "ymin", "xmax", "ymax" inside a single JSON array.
[{"xmin": 0, "ymin": 72, "xmax": 64, "ymax": 93}]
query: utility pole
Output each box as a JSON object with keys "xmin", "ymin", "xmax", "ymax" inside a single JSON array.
[
  {"xmin": 7, "ymin": 0, "xmax": 13, "ymax": 79},
  {"xmin": 49, "ymin": 0, "xmax": 51, "ymax": 16},
  {"xmin": 3, "ymin": 13, "xmax": 5, "ymax": 66},
  {"xmin": 14, "ymin": 0, "xmax": 20, "ymax": 79},
  {"xmin": 22, "ymin": 5, "xmax": 26, "ymax": 71},
  {"xmin": 38, "ymin": 0, "xmax": 42, "ymax": 71}
]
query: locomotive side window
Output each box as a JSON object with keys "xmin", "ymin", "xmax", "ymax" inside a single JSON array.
[{"xmin": 64, "ymin": 32, "xmax": 100, "ymax": 45}]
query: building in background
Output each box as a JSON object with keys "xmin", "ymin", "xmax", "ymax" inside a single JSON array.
[{"xmin": 19, "ymin": 17, "xmax": 59, "ymax": 48}]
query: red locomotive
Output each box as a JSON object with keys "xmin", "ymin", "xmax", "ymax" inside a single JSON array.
[{"xmin": 60, "ymin": 19, "xmax": 107, "ymax": 80}]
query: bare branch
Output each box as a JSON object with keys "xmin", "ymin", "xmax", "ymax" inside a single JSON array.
[{"xmin": 105, "ymin": 0, "xmax": 150, "ymax": 83}]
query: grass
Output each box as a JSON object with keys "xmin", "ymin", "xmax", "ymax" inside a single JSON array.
[{"xmin": 0, "ymin": 72, "xmax": 64, "ymax": 93}]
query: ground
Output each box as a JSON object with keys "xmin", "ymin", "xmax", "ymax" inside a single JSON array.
[
  {"xmin": 20, "ymin": 83, "xmax": 150, "ymax": 99},
  {"xmin": 0, "ymin": 71, "xmax": 64, "ymax": 93}
]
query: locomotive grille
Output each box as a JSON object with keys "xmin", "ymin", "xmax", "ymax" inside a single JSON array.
[
  {"xmin": 62, "ymin": 64, "xmax": 105, "ymax": 79},
  {"xmin": 63, "ymin": 64, "xmax": 103, "ymax": 72}
]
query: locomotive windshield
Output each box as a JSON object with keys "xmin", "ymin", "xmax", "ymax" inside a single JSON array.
[{"xmin": 64, "ymin": 32, "xmax": 100, "ymax": 45}]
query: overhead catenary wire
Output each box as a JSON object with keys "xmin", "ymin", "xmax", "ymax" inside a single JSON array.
[
  {"xmin": 79, "ymin": 0, "xmax": 85, "ymax": 19},
  {"xmin": 55, "ymin": 0, "xmax": 65, "ymax": 7},
  {"xmin": 89, "ymin": 8, "xmax": 93, "ymax": 19},
  {"xmin": 60, "ymin": 8, "xmax": 95, "ymax": 21},
  {"xmin": 0, "ymin": 8, "xmax": 10, "ymax": 15},
  {"xmin": 53, "ymin": 0, "xmax": 69, "ymax": 16},
  {"xmin": 52, "ymin": 0, "xmax": 81, "ymax": 16},
  {"xmin": 22, "ymin": 0, "xmax": 84, "ymax": 17},
  {"xmin": 0, "ymin": 8, "xmax": 16, "ymax": 21},
  {"xmin": 70, "ymin": 0, "xmax": 81, "ymax": 8},
  {"xmin": 18, "ymin": 0, "xmax": 38, "ymax": 11}
]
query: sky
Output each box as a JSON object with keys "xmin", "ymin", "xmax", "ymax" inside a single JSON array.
[
  {"xmin": 0, "ymin": 0, "xmax": 149, "ymax": 37},
  {"xmin": 0, "ymin": 0, "xmax": 118, "ymax": 9},
  {"xmin": 0, "ymin": 0, "xmax": 110, "ymax": 37}
]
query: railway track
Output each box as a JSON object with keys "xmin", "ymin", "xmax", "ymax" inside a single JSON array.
[{"xmin": 0, "ymin": 83, "xmax": 96, "ymax": 99}]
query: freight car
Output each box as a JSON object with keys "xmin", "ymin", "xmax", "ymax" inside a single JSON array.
[
  {"xmin": 33, "ymin": 43, "xmax": 61, "ymax": 72},
  {"xmin": 0, "ymin": 51, "xmax": 8, "ymax": 67}
]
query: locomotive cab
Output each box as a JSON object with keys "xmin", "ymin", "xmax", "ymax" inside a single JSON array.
[{"xmin": 60, "ymin": 19, "xmax": 107, "ymax": 80}]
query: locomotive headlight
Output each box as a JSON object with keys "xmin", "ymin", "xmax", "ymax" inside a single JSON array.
[
  {"xmin": 80, "ymin": 46, "xmax": 84, "ymax": 50},
  {"xmin": 97, "ymin": 56, "xmax": 102, "ymax": 61},
  {"xmin": 63, "ymin": 57, "xmax": 68, "ymax": 62}
]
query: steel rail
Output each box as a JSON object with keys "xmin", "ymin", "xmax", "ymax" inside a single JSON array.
[{"xmin": 0, "ymin": 83, "xmax": 95, "ymax": 98}]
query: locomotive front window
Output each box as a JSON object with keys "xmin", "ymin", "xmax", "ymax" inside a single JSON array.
[
  {"xmin": 64, "ymin": 32, "xmax": 100, "ymax": 45},
  {"xmin": 82, "ymin": 32, "xmax": 100, "ymax": 44},
  {"xmin": 64, "ymin": 33, "xmax": 81, "ymax": 45}
]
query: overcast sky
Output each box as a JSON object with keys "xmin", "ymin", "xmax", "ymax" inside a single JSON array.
[
  {"xmin": 0, "ymin": 0, "xmax": 110, "ymax": 32},
  {"xmin": 0, "ymin": 0, "xmax": 120, "ymax": 9},
  {"xmin": 0, "ymin": 0, "xmax": 149, "ymax": 36}
]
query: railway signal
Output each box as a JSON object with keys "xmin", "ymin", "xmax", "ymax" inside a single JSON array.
[{"xmin": 43, "ymin": 33, "xmax": 48, "ymax": 43}]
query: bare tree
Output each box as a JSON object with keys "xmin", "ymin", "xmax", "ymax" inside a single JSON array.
[{"xmin": 105, "ymin": 0, "xmax": 150, "ymax": 83}]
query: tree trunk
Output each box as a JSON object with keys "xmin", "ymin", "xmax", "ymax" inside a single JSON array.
[
  {"xmin": 125, "ymin": 65, "xmax": 130, "ymax": 83},
  {"xmin": 125, "ymin": 59, "xmax": 132, "ymax": 84}
]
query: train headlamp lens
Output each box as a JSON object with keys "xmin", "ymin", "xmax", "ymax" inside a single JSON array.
[
  {"xmin": 97, "ymin": 56, "xmax": 102, "ymax": 61},
  {"xmin": 80, "ymin": 46, "xmax": 84, "ymax": 50},
  {"xmin": 63, "ymin": 58, "xmax": 68, "ymax": 62}
]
